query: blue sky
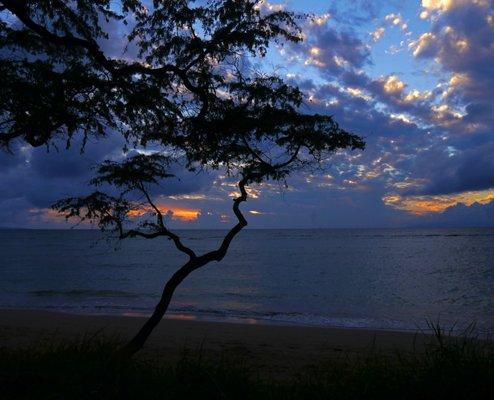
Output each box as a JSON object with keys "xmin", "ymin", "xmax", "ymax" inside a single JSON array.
[{"xmin": 1, "ymin": 0, "xmax": 494, "ymax": 229}]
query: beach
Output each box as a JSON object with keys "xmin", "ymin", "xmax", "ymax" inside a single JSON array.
[{"xmin": 0, "ymin": 309, "xmax": 431, "ymax": 374}]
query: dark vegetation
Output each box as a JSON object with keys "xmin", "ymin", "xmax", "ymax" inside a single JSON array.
[{"xmin": 1, "ymin": 326, "xmax": 493, "ymax": 400}]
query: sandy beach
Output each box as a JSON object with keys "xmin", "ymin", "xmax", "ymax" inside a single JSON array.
[{"xmin": 0, "ymin": 309, "xmax": 431, "ymax": 374}]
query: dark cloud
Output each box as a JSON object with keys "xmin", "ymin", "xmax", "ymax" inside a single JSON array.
[
  {"xmin": 0, "ymin": 140, "xmax": 110, "ymax": 212},
  {"xmin": 0, "ymin": 133, "xmax": 215, "ymax": 227},
  {"xmin": 422, "ymin": 201, "xmax": 494, "ymax": 228},
  {"xmin": 0, "ymin": 147, "xmax": 23, "ymax": 169},
  {"xmin": 0, "ymin": 197, "xmax": 36, "ymax": 228},
  {"xmin": 289, "ymin": 22, "xmax": 370, "ymax": 77},
  {"xmin": 428, "ymin": 2, "xmax": 494, "ymax": 82},
  {"xmin": 384, "ymin": 0, "xmax": 494, "ymax": 198},
  {"xmin": 402, "ymin": 141, "xmax": 494, "ymax": 196},
  {"xmin": 326, "ymin": 0, "xmax": 393, "ymax": 25},
  {"xmin": 412, "ymin": 1, "xmax": 494, "ymax": 133},
  {"xmin": 292, "ymin": 1, "xmax": 494, "ymax": 211}
]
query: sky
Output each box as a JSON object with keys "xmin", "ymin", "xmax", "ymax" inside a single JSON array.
[{"xmin": 1, "ymin": 0, "xmax": 494, "ymax": 229}]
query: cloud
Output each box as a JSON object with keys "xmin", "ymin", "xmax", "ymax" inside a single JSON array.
[
  {"xmin": 370, "ymin": 27, "xmax": 386, "ymax": 42},
  {"xmin": 275, "ymin": 0, "xmax": 494, "ymax": 227},
  {"xmin": 384, "ymin": 13, "xmax": 408, "ymax": 31},
  {"xmin": 327, "ymin": 0, "xmax": 385, "ymax": 25},
  {"xmin": 0, "ymin": 134, "xmax": 216, "ymax": 227},
  {"xmin": 422, "ymin": 200, "xmax": 494, "ymax": 227},
  {"xmin": 127, "ymin": 204, "xmax": 201, "ymax": 222},
  {"xmin": 401, "ymin": 141, "xmax": 494, "ymax": 197},
  {"xmin": 383, "ymin": 189, "xmax": 494, "ymax": 215},
  {"xmin": 412, "ymin": 0, "xmax": 494, "ymax": 121},
  {"xmin": 382, "ymin": 74, "xmax": 406, "ymax": 94},
  {"xmin": 420, "ymin": 0, "xmax": 491, "ymax": 15},
  {"xmin": 290, "ymin": 21, "xmax": 371, "ymax": 77},
  {"xmin": 254, "ymin": 0, "xmax": 286, "ymax": 13}
]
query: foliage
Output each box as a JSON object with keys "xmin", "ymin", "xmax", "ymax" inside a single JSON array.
[{"xmin": 0, "ymin": 0, "xmax": 363, "ymax": 170}]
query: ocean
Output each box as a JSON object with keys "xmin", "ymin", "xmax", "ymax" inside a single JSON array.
[{"xmin": 1, "ymin": 228, "xmax": 493, "ymax": 333}]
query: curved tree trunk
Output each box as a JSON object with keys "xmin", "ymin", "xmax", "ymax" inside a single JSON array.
[
  {"xmin": 119, "ymin": 260, "xmax": 198, "ymax": 356},
  {"xmin": 117, "ymin": 176, "xmax": 252, "ymax": 357}
]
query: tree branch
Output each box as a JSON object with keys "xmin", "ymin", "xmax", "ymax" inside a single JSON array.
[
  {"xmin": 119, "ymin": 226, "xmax": 197, "ymax": 260},
  {"xmin": 135, "ymin": 182, "xmax": 197, "ymax": 260},
  {"xmin": 137, "ymin": 182, "xmax": 165, "ymax": 228},
  {"xmin": 2, "ymin": 0, "xmax": 111, "ymax": 71},
  {"xmin": 197, "ymin": 174, "xmax": 252, "ymax": 265},
  {"xmin": 241, "ymin": 135, "xmax": 272, "ymax": 166},
  {"xmin": 2, "ymin": 0, "xmax": 210, "ymax": 116}
]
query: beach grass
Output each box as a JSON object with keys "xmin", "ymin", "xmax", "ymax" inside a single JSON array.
[{"xmin": 0, "ymin": 324, "xmax": 493, "ymax": 399}]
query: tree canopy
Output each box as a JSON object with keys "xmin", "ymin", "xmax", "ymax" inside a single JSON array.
[
  {"xmin": 1, "ymin": 0, "xmax": 365, "ymax": 354},
  {"xmin": 1, "ymin": 0, "xmax": 365, "ymax": 235},
  {"xmin": 1, "ymin": 1, "xmax": 363, "ymax": 164}
]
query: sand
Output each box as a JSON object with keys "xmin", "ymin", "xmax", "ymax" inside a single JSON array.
[{"xmin": 0, "ymin": 309, "xmax": 430, "ymax": 374}]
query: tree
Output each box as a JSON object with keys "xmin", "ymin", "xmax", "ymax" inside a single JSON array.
[{"xmin": 0, "ymin": 0, "xmax": 365, "ymax": 356}]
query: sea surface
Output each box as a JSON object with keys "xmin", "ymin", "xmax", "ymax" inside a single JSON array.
[{"xmin": 1, "ymin": 228, "xmax": 493, "ymax": 333}]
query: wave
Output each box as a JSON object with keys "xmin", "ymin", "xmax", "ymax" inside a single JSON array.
[
  {"xmin": 29, "ymin": 289, "xmax": 141, "ymax": 298},
  {"xmin": 348, "ymin": 232, "xmax": 494, "ymax": 238},
  {"xmin": 165, "ymin": 305, "xmax": 415, "ymax": 330}
]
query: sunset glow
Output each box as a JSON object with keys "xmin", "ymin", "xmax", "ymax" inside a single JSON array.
[
  {"xmin": 2, "ymin": 0, "xmax": 494, "ymax": 229},
  {"xmin": 29, "ymin": 204, "xmax": 201, "ymax": 225},
  {"xmin": 383, "ymin": 189, "xmax": 494, "ymax": 215},
  {"xmin": 127, "ymin": 205, "xmax": 201, "ymax": 222}
]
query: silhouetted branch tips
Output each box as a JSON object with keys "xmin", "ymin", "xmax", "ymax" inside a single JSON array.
[
  {"xmin": 91, "ymin": 153, "xmax": 174, "ymax": 190},
  {"xmin": 52, "ymin": 152, "xmax": 198, "ymax": 260}
]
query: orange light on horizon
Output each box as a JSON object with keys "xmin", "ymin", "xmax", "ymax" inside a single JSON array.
[
  {"xmin": 30, "ymin": 203, "xmax": 201, "ymax": 224},
  {"xmin": 128, "ymin": 204, "xmax": 200, "ymax": 222},
  {"xmin": 383, "ymin": 189, "xmax": 494, "ymax": 215}
]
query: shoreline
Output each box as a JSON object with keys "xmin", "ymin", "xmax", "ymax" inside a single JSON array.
[
  {"xmin": 0, "ymin": 306, "xmax": 478, "ymax": 335},
  {"xmin": 0, "ymin": 309, "xmax": 433, "ymax": 372},
  {"xmin": 13, "ymin": 307, "xmax": 425, "ymax": 333}
]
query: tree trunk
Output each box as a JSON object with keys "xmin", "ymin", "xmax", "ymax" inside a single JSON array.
[
  {"xmin": 118, "ymin": 259, "xmax": 199, "ymax": 357},
  {"xmin": 117, "ymin": 177, "xmax": 251, "ymax": 357}
]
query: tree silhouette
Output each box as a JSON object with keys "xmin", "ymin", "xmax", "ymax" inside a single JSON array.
[{"xmin": 0, "ymin": 0, "xmax": 365, "ymax": 355}]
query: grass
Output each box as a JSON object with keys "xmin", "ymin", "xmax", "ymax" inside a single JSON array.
[{"xmin": 0, "ymin": 325, "xmax": 493, "ymax": 399}]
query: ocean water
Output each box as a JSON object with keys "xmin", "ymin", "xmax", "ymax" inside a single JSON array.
[{"xmin": 1, "ymin": 228, "xmax": 493, "ymax": 333}]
